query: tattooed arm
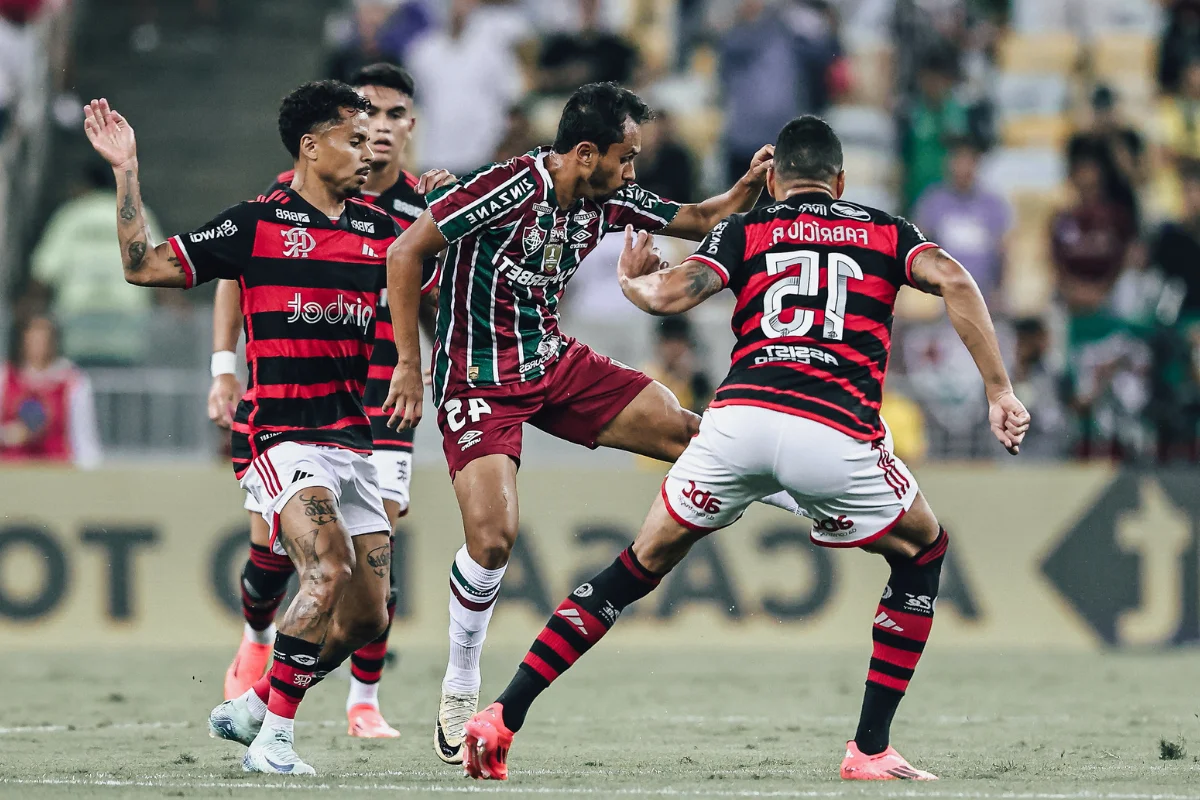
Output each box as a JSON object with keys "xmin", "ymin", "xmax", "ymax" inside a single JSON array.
[
  {"xmin": 83, "ymin": 99, "xmax": 189, "ymax": 287},
  {"xmin": 616, "ymin": 226, "xmax": 725, "ymax": 316}
]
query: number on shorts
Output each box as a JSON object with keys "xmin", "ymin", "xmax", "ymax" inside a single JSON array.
[
  {"xmin": 444, "ymin": 398, "xmax": 493, "ymax": 432},
  {"xmin": 760, "ymin": 250, "xmax": 864, "ymax": 341}
]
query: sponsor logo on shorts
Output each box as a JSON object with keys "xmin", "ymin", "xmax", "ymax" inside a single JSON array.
[
  {"xmin": 812, "ymin": 515, "xmax": 856, "ymax": 537},
  {"xmin": 680, "ymin": 480, "xmax": 722, "ymax": 516},
  {"xmin": 573, "ymin": 583, "xmax": 593, "ymax": 598},
  {"xmin": 458, "ymin": 429, "xmax": 483, "ymax": 450}
]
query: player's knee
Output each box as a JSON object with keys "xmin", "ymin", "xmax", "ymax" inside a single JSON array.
[
  {"xmin": 465, "ymin": 519, "xmax": 516, "ymax": 569},
  {"xmin": 347, "ymin": 604, "xmax": 390, "ymax": 646},
  {"xmin": 299, "ymin": 558, "xmax": 354, "ymax": 607}
]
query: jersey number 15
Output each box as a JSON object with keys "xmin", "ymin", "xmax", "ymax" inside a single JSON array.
[{"xmin": 761, "ymin": 250, "xmax": 863, "ymax": 342}]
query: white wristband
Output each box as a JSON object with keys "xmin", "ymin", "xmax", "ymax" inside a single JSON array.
[{"xmin": 210, "ymin": 350, "xmax": 238, "ymax": 377}]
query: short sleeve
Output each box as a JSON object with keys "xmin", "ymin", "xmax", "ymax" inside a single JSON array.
[
  {"xmin": 688, "ymin": 214, "xmax": 745, "ymax": 289},
  {"xmin": 603, "ymin": 183, "xmax": 682, "ymax": 233},
  {"xmin": 168, "ymin": 203, "xmax": 257, "ymax": 289},
  {"xmin": 895, "ymin": 216, "xmax": 939, "ymax": 286},
  {"xmin": 426, "ymin": 159, "xmax": 537, "ymax": 244}
]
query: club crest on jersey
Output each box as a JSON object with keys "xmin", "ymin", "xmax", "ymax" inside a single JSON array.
[
  {"xmin": 282, "ymin": 227, "xmax": 317, "ymax": 258},
  {"xmin": 522, "ymin": 224, "xmax": 547, "ymax": 255}
]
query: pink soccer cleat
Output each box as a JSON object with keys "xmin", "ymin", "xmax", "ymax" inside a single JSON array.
[
  {"xmin": 347, "ymin": 704, "xmax": 401, "ymax": 738},
  {"xmin": 840, "ymin": 740, "xmax": 938, "ymax": 780},
  {"xmin": 223, "ymin": 639, "xmax": 271, "ymax": 700},
  {"xmin": 462, "ymin": 703, "xmax": 514, "ymax": 780}
]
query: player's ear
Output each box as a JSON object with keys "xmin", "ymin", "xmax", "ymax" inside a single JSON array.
[
  {"xmin": 299, "ymin": 132, "xmax": 320, "ymax": 163},
  {"xmin": 766, "ymin": 164, "xmax": 777, "ymax": 199},
  {"xmin": 834, "ymin": 170, "xmax": 846, "ymax": 200},
  {"xmin": 575, "ymin": 141, "xmax": 596, "ymax": 169}
]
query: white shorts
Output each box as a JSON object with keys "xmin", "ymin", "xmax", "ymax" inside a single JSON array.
[
  {"xmin": 368, "ymin": 449, "xmax": 412, "ymax": 512},
  {"xmin": 240, "ymin": 442, "xmax": 390, "ymax": 555},
  {"xmin": 662, "ymin": 405, "xmax": 918, "ymax": 548}
]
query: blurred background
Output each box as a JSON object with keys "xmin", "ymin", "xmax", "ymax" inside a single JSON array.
[{"xmin": 1, "ymin": 0, "xmax": 1199, "ymax": 653}]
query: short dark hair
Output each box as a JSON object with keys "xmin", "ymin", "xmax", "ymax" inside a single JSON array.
[
  {"xmin": 278, "ymin": 80, "xmax": 370, "ymax": 159},
  {"xmin": 350, "ymin": 63, "xmax": 416, "ymax": 99},
  {"xmin": 553, "ymin": 82, "xmax": 652, "ymax": 154},
  {"xmin": 658, "ymin": 314, "xmax": 695, "ymax": 345},
  {"xmin": 773, "ymin": 116, "xmax": 843, "ymax": 183}
]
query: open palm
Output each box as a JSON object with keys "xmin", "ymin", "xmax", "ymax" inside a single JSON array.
[{"xmin": 83, "ymin": 98, "xmax": 137, "ymax": 169}]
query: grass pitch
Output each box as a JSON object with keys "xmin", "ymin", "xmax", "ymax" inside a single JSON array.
[{"xmin": 1, "ymin": 646, "xmax": 1199, "ymax": 798}]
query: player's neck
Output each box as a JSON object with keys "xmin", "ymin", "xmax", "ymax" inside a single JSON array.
[
  {"xmin": 781, "ymin": 183, "xmax": 834, "ymax": 200},
  {"xmin": 545, "ymin": 152, "xmax": 583, "ymax": 209},
  {"xmin": 291, "ymin": 169, "xmax": 347, "ymax": 219},
  {"xmin": 363, "ymin": 160, "xmax": 404, "ymax": 196}
]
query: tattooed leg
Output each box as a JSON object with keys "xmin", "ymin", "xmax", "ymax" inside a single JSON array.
[
  {"xmin": 274, "ymin": 488, "xmax": 355, "ymax": 647},
  {"xmin": 319, "ymin": 532, "xmax": 392, "ymax": 669}
]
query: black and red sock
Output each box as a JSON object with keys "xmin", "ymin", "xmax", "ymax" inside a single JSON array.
[
  {"xmin": 496, "ymin": 546, "xmax": 663, "ymax": 732},
  {"xmin": 854, "ymin": 527, "xmax": 948, "ymax": 755},
  {"xmin": 263, "ymin": 632, "xmax": 323, "ymax": 720},
  {"xmin": 241, "ymin": 543, "xmax": 294, "ymax": 631},
  {"xmin": 350, "ymin": 591, "xmax": 396, "ymax": 685}
]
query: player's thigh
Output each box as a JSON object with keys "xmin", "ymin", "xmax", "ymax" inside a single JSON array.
[
  {"xmin": 275, "ymin": 486, "xmax": 354, "ymax": 576},
  {"xmin": 631, "ymin": 492, "xmax": 716, "ymax": 575},
  {"xmin": 592, "ymin": 379, "xmax": 698, "ymax": 461},
  {"xmin": 247, "ymin": 509, "xmax": 271, "ymax": 548},
  {"xmin": 452, "ymin": 452, "xmax": 520, "ymax": 567},
  {"xmin": 862, "ymin": 490, "xmax": 940, "ymax": 561},
  {"xmin": 332, "ymin": 531, "xmax": 392, "ymax": 636}
]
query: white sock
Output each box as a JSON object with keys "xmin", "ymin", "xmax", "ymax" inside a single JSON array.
[
  {"xmin": 261, "ymin": 710, "xmax": 293, "ymax": 736},
  {"xmin": 443, "ymin": 545, "xmax": 506, "ymax": 694},
  {"xmin": 245, "ymin": 622, "xmax": 275, "ymax": 646},
  {"xmin": 761, "ymin": 490, "xmax": 803, "ymax": 516},
  {"xmin": 346, "ymin": 677, "xmax": 380, "ymax": 711},
  {"xmin": 242, "ymin": 687, "xmax": 267, "ymax": 722}
]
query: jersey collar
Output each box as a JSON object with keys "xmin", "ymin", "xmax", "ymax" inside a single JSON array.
[
  {"xmin": 783, "ymin": 190, "xmax": 837, "ymax": 206},
  {"xmin": 282, "ymin": 187, "xmax": 358, "ymax": 231}
]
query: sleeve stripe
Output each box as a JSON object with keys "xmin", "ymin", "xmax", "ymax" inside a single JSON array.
[
  {"xmin": 904, "ymin": 241, "xmax": 939, "ymax": 285},
  {"xmin": 168, "ymin": 235, "xmax": 198, "ymax": 289},
  {"xmin": 430, "ymin": 167, "xmax": 531, "ymax": 227},
  {"xmin": 420, "ymin": 262, "xmax": 440, "ymax": 295},
  {"xmin": 690, "ymin": 254, "xmax": 731, "ymax": 287},
  {"xmin": 606, "ymin": 198, "xmax": 671, "ymax": 228}
]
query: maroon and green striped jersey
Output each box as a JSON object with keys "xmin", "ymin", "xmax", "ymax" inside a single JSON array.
[{"xmin": 425, "ymin": 146, "xmax": 682, "ymax": 404}]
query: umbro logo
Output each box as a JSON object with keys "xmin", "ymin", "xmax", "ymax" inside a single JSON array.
[
  {"xmin": 292, "ymin": 470, "xmax": 313, "ymax": 483},
  {"xmin": 874, "ymin": 612, "xmax": 904, "ymax": 632},
  {"xmin": 362, "ymin": 243, "xmax": 379, "ymax": 258},
  {"xmin": 557, "ymin": 607, "xmax": 587, "ymax": 635},
  {"xmin": 458, "ymin": 430, "xmax": 483, "ymax": 450}
]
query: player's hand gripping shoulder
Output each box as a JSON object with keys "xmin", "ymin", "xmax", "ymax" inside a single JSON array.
[
  {"xmin": 83, "ymin": 99, "xmax": 189, "ymax": 288},
  {"xmin": 662, "ymin": 144, "xmax": 773, "ymax": 239},
  {"xmin": 910, "ymin": 247, "xmax": 1031, "ymax": 455},
  {"xmin": 617, "ymin": 226, "xmax": 724, "ymax": 316},
  {"xmin": 416, "ymin": 169, "xmax": 457, "ymax": 195}
]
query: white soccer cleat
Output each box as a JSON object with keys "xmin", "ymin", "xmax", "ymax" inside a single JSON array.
[
  {"xmin": 208, "ymin": 696, "xmax": 262, "ymax": 747},
  {"xmin": 434, "ymin": 689, "xmax": 479, "ymax": 764},
  {"xmin": 242, "ymin": 726, "xmax": 316, "ymax": 776}
]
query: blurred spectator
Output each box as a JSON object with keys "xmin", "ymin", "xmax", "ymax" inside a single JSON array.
[
  {"xmin": 880, "ymin": 390, "xmax": 927, "ymax": 464},
  {"xmin": 1151, "ymin": 161, "xmax": 1200, "ymax": 323},
  {"xmin": 1065, "ymin": 313, "xmax": 1152, "ymax": 460},
  {"xmin": 0, "ymin": 0, "xmax": 43, "ymax": 137},
  {"xmin": 913, "ymin": 137, "xmax": 1010, "ymax": 306},
  {"xmin": 642, "ymin": 316, "xmax": 712, "ymax": 415},
  {"xmin": 1157, "ymin": 55, "xmax": 1200, "ymax": 171},
  {"xmin": 128, "ymin": 0, "xmax": 220, "ymax": 54},
  {"xmin": 786, "ymin": 0, "xmax": 846, "ymax": 114},
  {"xmin": 1008, "ymin": 317, "xmax": 1069, "ymax": 460},
  {"xmin": 718, "ymin": 0, "xmax": 808, "ymax": 185},
  {"xmin": 407, "ymin": 0, "xmax": 523, "ymax": 174},
  {"xmin": 0, "ymin": 314, "xmax": 101, "ymax": 468},
  {"xmin": 492, "ymin": 103, "xmax": 540, "ymax": 163},
  {"xmin": 1158, "ymin": 0, "xmax": 1200, "ymax": 95},
  {"xmin": 1050, "ymin": 155, "xmax": 1137, "ymax": 315},
  {"xmin": 1068, "ymin": 85, "xmax": 1144, "ymax": 226},
  {"xmin": 23, "ymin": 163, "xmax": 160, "ymax": 367},
  {"xmin": 898, "ymin": 48, "xmax": 970, "ymax": 211},
  {"xmin": 631, "ymin": 112, "xmax": 697, "ymax": 204},
  {"xmin": 326, "ymin": 0, "xmax": 433, "ymax": 84},
  {"xmin": 535, "ymin": 0, "xmax": 636, "ymax": 94},
  {"xmin": 898, "ymin": 320, "xmax": 993, "ymax": 458}
]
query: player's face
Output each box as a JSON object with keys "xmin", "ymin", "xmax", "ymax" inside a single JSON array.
[
  {"xmin": 358, "ymin": 85, "xmax": 415, "ymax": 169},
  {"xmin": 586, "ymin": 120, "xmax": 641, "ymax": 201},
  {"xmin": 311, "ymin": 109, "xmax": 374, "ymax": 195}
]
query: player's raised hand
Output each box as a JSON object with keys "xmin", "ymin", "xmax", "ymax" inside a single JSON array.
[
  {"xmin": 618, "ymin": 225, "xmax": 668, "ymax": 281},
  {"xmin": 988, "ymin": 390, "xmax": 1031, "ymax": 456},
  {"xmin": 745, "ymin": 144, "xmax": 775, "ymax": 185},
  {"xmin": 83, "ymin": 99, "xmax": 137, "ymax": 169},
  {"xmin": 207, "ymin": 374, "xmax": 241, "ymax": 430},
  {"xmin": 417, "ymin": 169, "xmax": 457, "ymax": 194},
  {"xmin": 384, "ymin": 362, "xmax": 424, "ymax": 431}
]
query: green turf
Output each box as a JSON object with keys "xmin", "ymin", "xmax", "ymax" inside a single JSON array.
[{"xmin": 1, "ymin": 646, "xmax": 1199, "ymax": 799}]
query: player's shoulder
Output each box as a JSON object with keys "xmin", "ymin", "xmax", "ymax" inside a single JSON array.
[{"xmin": 346, "ymin": 197, "xmax": 402, "ymax": 237}]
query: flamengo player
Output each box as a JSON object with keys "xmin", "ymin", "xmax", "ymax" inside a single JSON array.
[
  {"xmin": 383, "ymin": 82, "xmax": 804, "ymax": 762},
  {"xmin": 84, "ymin": 83, "xmax": 400, "ymax": 776},
  {"xmin": 460, "ymin": 116, "xmax": 1031, "ymax": 781},
  {"xmin": 208, "ymin": 64, "xmax": 438, "ymax": 739}
]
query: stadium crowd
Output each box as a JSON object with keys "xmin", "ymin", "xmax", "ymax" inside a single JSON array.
[{"xmin": 2, "ymin": 0, "xmax": 1197, "ymax": 465}]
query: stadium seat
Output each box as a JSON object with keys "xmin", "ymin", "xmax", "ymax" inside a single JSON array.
[
  {"xmin": 980, "ymin": 147, "xmax": 1067, "ymax": 195},
  {"xmin": 1091, "ymin": 33, "xmax": 1156, "ymax": 83},
  {"xmin": 997, "ymin": 32, "xmax": 1080, "ymax": 75}
]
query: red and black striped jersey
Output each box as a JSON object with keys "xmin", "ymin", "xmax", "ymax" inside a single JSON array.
[
  {"xmin": 691, "ymin": 192, "xmax": 938, "ymax": 441},
  {"xmin": 169, "ymin": 188, "xmax": 401, "ymax": 478},
  {"xmin": 268, "ymin": 170, "xmax": 438, "ymax": 452}
]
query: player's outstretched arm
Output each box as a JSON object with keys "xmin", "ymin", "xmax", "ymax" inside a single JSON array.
[
  {"xmin": 384, "ymin": 211, "xmax": 447, "ymax": 430},
  {"xmin": 207, "ymin": 279, "xmax": 243, "ymax": 429},
  {"xmin": 910, "ymin": 247, "xmax": 1031, "ymax": 454},
  {"xmin": 83, "ymin": 99, "xmax": 188, "ymax": 288},
  {"xmin": 617, "ymin": 226, "xmax": 723, "ymax": 316},
  {"xmin": 660, "ymin": 145, "xmax": 773, "ymax": 240}
]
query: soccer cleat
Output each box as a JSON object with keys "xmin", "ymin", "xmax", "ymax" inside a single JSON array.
[
  {"xmin": 434, "ymin": 689, "xmax": 478, "ymax": 764},
  {"xmin": 208, "ymin": 695, "xmax": 263, "ymax": 747},
  {"xmin": 224, "ymin": 638, "xmax": 272, "ymax": 700},
  {"xmin": 840, "ymin": 740, "xmax": 938, "ymax": 781},
  {"xmin": 462, "ymin": 702, "xmax": 514, "ymax": 781},
  {"xmin": 242, "ymin": 726, "xmax": 317, "ymax": 776},
  {"xmin": 347, "ymin": 703, "xmax": 400, "ymax": 738}
]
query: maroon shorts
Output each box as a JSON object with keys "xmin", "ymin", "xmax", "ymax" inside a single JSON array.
[{"xmin": 437, "ymin": 338, "xmax": 653, "ymax": 478}]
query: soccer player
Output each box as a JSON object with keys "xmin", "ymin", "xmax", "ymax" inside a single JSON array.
[
  {"xmin": 84, "ymin": 82, "xmax": 402, "ymax": 775},
  {"xmin": 210, "ymin": 64, "xmax": 439, "ymax": 740},
  {"xmin": 383, "ymin": 81, "xmax": 805, "ymax": 763},
  {"xmin": 458, "ymin": 116, "xmax": 1031, "ymax": 781}
]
